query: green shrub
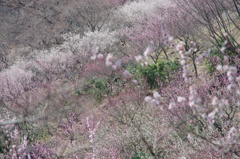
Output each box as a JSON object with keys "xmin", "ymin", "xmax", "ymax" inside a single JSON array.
[
  {"xmin": 132, "ymin": 152, "xmax": 150, "ymax": 159},
  {"xmin": 128, "ymin": 60, "xmax": 180, "ymax": 89},
  {"xmin": 0, "ymin": 130, "xmax": 9, "ymax": 154},
  {"xmin": 85, "ymin": 78, "xmax": 111, "ymax": 101},
  {"xmin": 205, "ymin": 48, "xmax": 224, "ymax": 74},
  {"xmin": 18, "ymin": 122, "xmax": 51, "ymax": 143}
]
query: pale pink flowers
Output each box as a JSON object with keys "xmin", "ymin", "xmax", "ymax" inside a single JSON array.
[
  {"xmin": 122, "ymin": 70, "xmax": 132, "ymax": 79},
  {"xmin": 216, "ymin": 65, "xmax": 223, "ymax": 71},
  {"xmin": 222, "ymin": 65, "xmax": 229, "ymax": 72},
  {"xmin": 168, "ymin": 102, "xmax": 176, "ymax": 110},
  {"xmin": 143, "ymin": 45, "xmax": 153, "ymax": 58},
  {"xmin": 153, "ymin": 91, "xmax": 161, "ymax": 100},
  {"xmin": 144, "ymin": 96, "xmax": 152, "ymax": 103},
  {"xmin": 141, "ymin": 62, "xmax": 148, "ymax": 67},
  {"xmin": 226, "ymin": 127, "xmax": 237, "ymax": 142},
  {"xmin": 144, "ymin": 97, "xmax": 158, "ymax": 106},
  {"xmin": 86, "ymin": 117, "xmax": 100, "ymax": 143},
  {"xmin": 135, "ymin": 55, "xmax": 144, "ymax": 63},
  {"xmin": 178, "ymin": 157, "xmax": 187, "ymax": 159},
  {"xmin": 211, "ymin": 96, "xmax": 219, "ymax": 106},
  {"xmin": 220, "ymin": 46, "xmax": 226, "ymax": 52},
  {"xmin": 177, "ymin": 96, "xmax": 186, "ymax": 103},
  {"xmin": 97, "ymin": 54, "xmax": 104, "ymax": 59},
  {"xmin": 106, "ymin": 54, "xmax": 114, "ymax": 67},
  {"xmin": 207, "ymin": 108, "xmax": 218, "ymax": 128},
  {"xmin": 176, "ymin": 41, "xmax": 185, "ymax": 51},
  {"xmin": 150, "ymin": 99, "xmax": 159, "ymax": 106},
  {"xmin": 91, "ymin": 55, "xmax": 97, "ymax": 60},
  {"xmin": 144, "ymin": 91, "xmax": 162, "ymax": 106},
  {"xmin": 237, "ymin": 76, "xmax": 240, "ymax": 83},
  {"xmin": 131, "ymin": 79, "xmax": 138, "ymax": 85},
  {"xmin": 115, "ymin": 59, "xmax": 122, "ymax": 69}
]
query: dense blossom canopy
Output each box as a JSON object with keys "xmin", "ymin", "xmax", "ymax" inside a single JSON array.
[{"xmin": 0, "ymin": 0, "xmax": 239, "ymax": 158}]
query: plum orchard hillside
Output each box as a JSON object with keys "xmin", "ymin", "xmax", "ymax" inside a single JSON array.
[{"xmin": 0, "ymin": 0, "xmax": 239, "ymax": 158}]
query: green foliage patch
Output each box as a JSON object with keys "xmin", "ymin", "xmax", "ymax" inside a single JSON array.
[
  {"xmin": 132, "ymin": 152, "xmax": 150, "ymax": 159},
  {"xmin": 84, "ymin": 78, "xmax": 111, "ymax": 101},
  {"xmin": 128, "ymin": 60, "xmax": 180, "ymax": 89}
]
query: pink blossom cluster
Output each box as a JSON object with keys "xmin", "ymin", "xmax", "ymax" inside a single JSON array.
[
  {"xmin": 176, "ymin": 41, "xmax": 192, "ymax": 83},
  {"xmin": 86, "ymin": 117, "xmax": 100, "ymax": 159},
  {"xmin": 144, "ymin": 91, "xmax": 162, "ymax": 106},
  {"xmin": 216, "ymin": 60, "xmax": 240, "ymax": 97},
  {"xmin": 0, "ymin": 112, "xmax": 54, "ymax": 158}
]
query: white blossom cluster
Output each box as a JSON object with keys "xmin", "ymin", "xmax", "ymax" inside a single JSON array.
[
  {"xmin": 65, "ymin": 30, "xmax": 118, "ymax": 56},
  {"xmin": 92, "ymin": 52, "xmax": 138, "ymax": 85},
  {"xmin": 177, "ymin": 41, "xmax": 192, "ymax": 83},
  {"xmin": 134, "ymin": 44, "xmax": 154, "ymax": 67},
  {"xmin": 0, "ymin": 65, "xmax": 34, "ymax": 100},
  {"xmin": 144, "ymin": 91, "xmax": 162, "ymax": 106},
  {"xmin": 188, "ymin": 86, "xmax": 202, "ymax": 109},
  {"xmin": 117, "ymin": 0, "xmax": 174, "ymax": 22},
  {"xmin": 216, "ymin": 62, "xmax": 239, "ymax": 93}
]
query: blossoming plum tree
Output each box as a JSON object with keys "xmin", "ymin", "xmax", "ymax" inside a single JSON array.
[{"xmin": 0, "ymin": 0, "xmax": 239, "ymax": 158}]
